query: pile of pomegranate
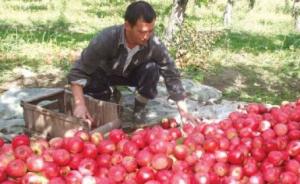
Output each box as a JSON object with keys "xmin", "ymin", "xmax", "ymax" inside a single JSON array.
[{"xmin": 1, "ymin": 100, "xmax": 300, "ymax": 184}]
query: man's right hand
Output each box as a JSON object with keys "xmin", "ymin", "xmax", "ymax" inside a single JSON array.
[
  {"xmin": 73, "ymin": 104, "xmax": 94, "ymax": 128},
  {"xmin": 71, "ymin": 83, "xmax": 94, "ymax": 128}
]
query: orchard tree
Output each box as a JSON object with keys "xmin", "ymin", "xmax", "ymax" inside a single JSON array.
[
  {"xmin": 164, "ymin": 0, "xmax": 212, "ymax": 44},
  {"xmin": 164, "ymin": 0, "xmax": 189, "ymax": 44},
  {"xmin": 224, "ymin": 0, "xmax": 234, "ymax": 26},
  {"xmin": 285, "ymin": 0, "xmax": 291, "ymax": 9},
  {"xmin": 249, "ymin": 0, "xmax": 255, "ymax": 9},
  {"xmin": 293, "ymin": 0, "xmax": 300, "ymax": 31},
  {"xmin": 223, "ymin": 0, "xmax": 256, "ymax": 27}
]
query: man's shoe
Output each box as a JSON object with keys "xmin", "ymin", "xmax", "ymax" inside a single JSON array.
[
  {"xmin": 121, "ymin": 111, "xmax": 147, "ymax": 132},
  {"xmin": 133, "ymin": 110, "xmax": 147, "ymax": 128},
  {"xmin": 110, "ymin": 87, "xmax": 122, "ymax": 104},
  {"xmin": 132, "ymin": 99, "xmax": 148, "ymax": 128}
]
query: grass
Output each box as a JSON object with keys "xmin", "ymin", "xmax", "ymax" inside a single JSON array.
[
  {"xmin": 191, "ymin": 0, "xmax": 300, "ymax": 104},
  {"xmin": 216, "ymin": 31, "xmax": 300, "ymax": 53},
  {"xmin": 0, "ymin": 0, "xmax": 300, "ymax": 105}
]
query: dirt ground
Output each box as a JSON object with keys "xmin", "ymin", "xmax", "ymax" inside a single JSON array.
[{"xmin": 203, "ymin": 68, "xmax": 241, "ymax": 92}]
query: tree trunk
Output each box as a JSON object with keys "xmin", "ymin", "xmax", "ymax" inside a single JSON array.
[
  {"xmin": 224, "ymin": 0, "xmax": 234, "ymax": 27},
  {"xmin": 293, "ymin": 0, "xmax": 300, "ymax": 31},
  {"xmin": 164, "ymin": 0, "xmax": 189, "ymax": 44},
  {"xmin": 249, "ymin": 0, "xmax": 255, "ymax": 9},
  {"xmin": 285, "ymin": 0, "xmax": 290, "ymax": 9}
]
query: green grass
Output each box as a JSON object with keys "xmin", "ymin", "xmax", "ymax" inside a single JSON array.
[
  {"xmin": 0, "ymin": 0, "xmax": 300, "ymax": 105},
  {"xmin": 194, "ymin": 0, "xmax": 300, "ymax": 104},
  {"xmin": 215, "ymin": 31, "xmax": 300, "ymax": 54}
]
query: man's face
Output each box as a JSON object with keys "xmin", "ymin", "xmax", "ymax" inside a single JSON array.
[{"xmin": 125, "ymin": 18, "xmax": 155, "ymax": 46}]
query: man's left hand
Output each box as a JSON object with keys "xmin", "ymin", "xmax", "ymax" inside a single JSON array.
[{"xmin": 176, "ymin": 100, "xmax": 201, "ymax": 125}]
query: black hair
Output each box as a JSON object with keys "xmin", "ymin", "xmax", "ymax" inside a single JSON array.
[{"xmin": 124, "ymin": 1, "xmax": 156, "ymax": 26}]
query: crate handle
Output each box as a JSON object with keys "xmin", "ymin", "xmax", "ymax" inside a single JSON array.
[{"xmin": 90, "ymin": 119, "xmax": 121, "ymax": 134}]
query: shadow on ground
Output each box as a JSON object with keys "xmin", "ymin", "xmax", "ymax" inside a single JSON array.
[
  {"xmin": 215, "ymin": 30, "xmax": 300, "ymax": 54},
  {"xmin": 203, "ymin": 62, "xmax": 300, "ymax": 104}
]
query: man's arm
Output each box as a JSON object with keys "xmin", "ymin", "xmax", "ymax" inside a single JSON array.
[
  {"xmin": 176, "ymin": 100, "xmax": 188, "ymax": 113},
  {"xmin": 71, "ymin": 83, "xmax": 93, "ymax": 127},
  {"xmin": 177, "ymin": 100, "xmax": 201, "ymax": 125},
  {"xmin": 151, "ymin": 37, "xmax": 199, "ymax": 124},
  {"xmin": 67, "ymin": 27, "xmax": 115, "ymax": 125},
  {"xmin": 151, "ymin": 37, "xmax": 186, "ymax": 101}
]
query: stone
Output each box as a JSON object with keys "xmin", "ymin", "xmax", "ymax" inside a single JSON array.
[
  {"xmin": 13, "ymin": 67, "xmax": 36, "ymax": 79},
  {"xmin": 22, "ymin": 77, "xmax": 38, "ymax": 87},
  {"xmin": 0, "ymin": 119, "xmax": 25, "ymax": 141},
  {"xmin": 155, "ymin": 78, "xmax": 222, "ymax": 103},
  {"xmin": 0, "ymin": 66, "xmax": 67, "ymax": 94},
  {"xmin": 182, "ymin": 79, "xmax": 222, "ymax": 103}
]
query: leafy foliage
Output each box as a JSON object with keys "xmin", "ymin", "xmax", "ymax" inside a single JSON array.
[
  {"xmin": 170, "ymin": 22, "xmax": 223, "ymax": 69},
  {"xmin": 294, "ymin": 2, "xmax": 300, "ymax": 19},
  {"xmin": 195, "ymin": 0, "xmax": 212, "ymax": 7}
]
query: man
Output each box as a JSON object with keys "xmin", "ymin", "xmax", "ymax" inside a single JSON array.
[{"xmin": 68, "ymin": 1, "xmax": 195, "ymax": 128}]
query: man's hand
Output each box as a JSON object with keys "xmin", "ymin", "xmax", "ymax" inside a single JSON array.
[
  {"xmin": 178, "ymin": 110, "xmax": 202, "ymax": 125},
  {"xmin": 71, "ymin": 83, "xmax": 94, "ymax": 128},
  {"xmin": 73, "ymin": 104, "xmax": 94, "ymax": 128},
  {"xmin": 176, "ymin": 100, "xmax": 201, "ymax": 125}
]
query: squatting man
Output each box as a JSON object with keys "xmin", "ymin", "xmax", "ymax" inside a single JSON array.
[{"xmin": 67, "ymin": 1, "xmax": 198, "ymax": 128}]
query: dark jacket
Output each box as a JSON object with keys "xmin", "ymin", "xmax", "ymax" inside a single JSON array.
[{"xmin": 68, "ymin": 24, "xmax": 185, "ymax": 101}]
